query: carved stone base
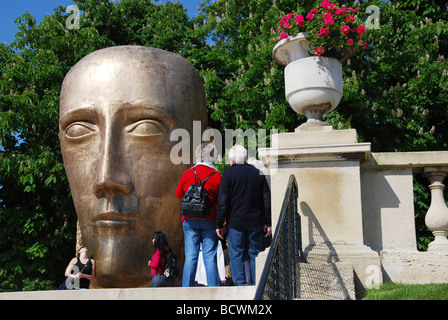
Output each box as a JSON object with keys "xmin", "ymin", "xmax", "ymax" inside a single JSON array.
[{"xmin": 297, "ymin": 105, "xmax": 333, "ymax": 132}]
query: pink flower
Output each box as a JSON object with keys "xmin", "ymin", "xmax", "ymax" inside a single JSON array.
[
  {"xmin": 324, "ymin": 17, "xmax": 335, "ymax": 26},
  {"xmin": 310, "ymin": 8, "xmax": 318, "ymax": 14},
  {"xmin": 335, "ymin": 9, "xmax": 343, "ymax": 15},
  {"xmin": 347, "ymin": 38, "xmax": 354, "ymax": 45},
  {"xmin": 323, "ymin": 12, "xmax": 333, "ymax": 20},
  {"xmin": 320, "ymin": 0, "xmax": 331, "ymax": 8},
  {"xmin": 306, "ymin": 13, "xmax": 315, "ymax": 20},
  {"xmin": 340, "ymin": 25, "xmax": 350, "ymax": 35},
  {"xmin": 328, "ymin": 3, "xmax": 338, "ymax": 11},
  {"xmin": 319, "ymin": 27, "xmax": 330, "ymax": 36},
  {"xmin": 279, "ymin": 16, "xmax": 287, "ymax": 26},
  {"xmin": 279, "ymin": 31, "xmax": 289, "ymax": 40},
  {"xmin": 295, "ymin": 15, "xmax": 305, "ymax": 27},
  {"xmin": 346, "ymin": 15, "xmax": 355, "ymax": 23},
  {"xmin": 315, "ymin": 45, "xmax": 325, "ymax": 56},
  {"xmin": 322, "ymin": 12, "xmax": 334, "ymax": 25},
  {"xmin": 357, "ymin": 25, "xmax": 366, "ymax": 35}
]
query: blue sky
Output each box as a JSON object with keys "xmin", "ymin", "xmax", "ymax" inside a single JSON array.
[{"xmin": 0, "ymin": 0, "xmax": 203, "ymax": 45}]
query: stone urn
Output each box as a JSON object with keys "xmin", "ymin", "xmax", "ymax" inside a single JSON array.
[{"xmin": 272, "ymin": 32, "xmax": 343, "ymax": 131}]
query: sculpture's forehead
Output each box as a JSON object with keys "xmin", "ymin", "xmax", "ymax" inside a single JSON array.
[{"xmin": 60, "ymin": 48, "xmax": 198, "ymax": 118}]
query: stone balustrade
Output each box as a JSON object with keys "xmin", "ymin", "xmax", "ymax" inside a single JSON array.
[
  {"xmin": 259, "ymin": 129, "xmax": 448, "ymax": 288},
  {"xmin": 362, "ymin": 151, "xmax": 448, "ymax": 253}
]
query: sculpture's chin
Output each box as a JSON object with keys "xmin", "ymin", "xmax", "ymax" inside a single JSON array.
[{"xmin": 85, "ymin": 227, "xmax": 153, "ymax": 288}]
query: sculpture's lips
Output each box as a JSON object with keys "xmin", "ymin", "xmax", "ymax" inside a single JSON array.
[{"xmin": 92, "ymin": 212, "xmax": 137, "ymax": 225}]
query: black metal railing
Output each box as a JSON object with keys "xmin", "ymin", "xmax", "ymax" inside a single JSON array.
[{"xmin": 254, "ymin": 174, "xmax": 302, "ymax": 300}]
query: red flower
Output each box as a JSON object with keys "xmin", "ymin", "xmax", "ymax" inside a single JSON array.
[
  {"xmin": 356, "ymin": 25, "xmax": 366, "ymax": 35},
  {"xmin": 319, "ymin": 26, "xmax": 330, "ymax": 36},
  {"xmin": 323, "ymin": 12, "xmax": 334, "ymax": 25},
  {"xmin": 340, "ymin": 25, "xmax": 350, "ymax": 35},
  {"xmin": 279, "ymin": 31, "xmax": 289, "ymax": 40},
  {"xmin": 320, "ymin": 0, "xmax": 331, "ymax": 8},
  {"xmin": 279, "ymin": 16, "xmax": 287, "ymax": 26},
  {"xmin": 328, "ymin": 3, "xmax": 338, "ymax": 11},
  {"xmin": 275, "ymin": 2, "xmax": 370, "ymax": 58},
  {"xmin": 286, "ymin": 12, "xmax": 295, "ymax": 19},
  {"xmin": 314, "ymin": 45, "xmax": 325, "ymax": 56},
  {"xmin": 295, "ymin": 15, "xmax": 304, "ymax": 27},
  {"xmin": 345, "ymin": 15, "xmax": 355, "ymax": 23},
  {"xmin": 324, "ymin": 17, "xmax": 334, "ymax": 26},
  {"xmin": 323, "ymin": 12, "xmax": 333, "ymax": 20}
]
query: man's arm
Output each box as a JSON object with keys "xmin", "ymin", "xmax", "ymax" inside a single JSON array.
[
  {"xmin": 263, "ymin": 178, "xmax": 272, "ymax": 228},
  {"xmin": 216, "ymin": 173, "xmax": 230, "ymax": 239}
]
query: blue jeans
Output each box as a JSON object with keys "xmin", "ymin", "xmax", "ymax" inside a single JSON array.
[
  {"xmin": 182, "ymin": 219, "xmax": 220, "ymax": 287},
  {"xmin": 227, "ymin": 227, "xmax": 264, "ymax": 286},
  {"xmin": 152, "ymin": 274, "xmax": 168, "ymax": 287}
]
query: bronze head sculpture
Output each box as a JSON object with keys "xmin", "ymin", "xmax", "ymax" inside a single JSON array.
[{"xmin": 59, "ymin": 46, "xmax": 207, "ymax": 288}]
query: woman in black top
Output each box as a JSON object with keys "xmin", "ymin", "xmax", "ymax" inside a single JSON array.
[{"xmin": 64, "ymin": 246, "xmax": 96, "ymax": 289}]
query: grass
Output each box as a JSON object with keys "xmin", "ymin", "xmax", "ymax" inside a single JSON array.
[{"xmin": 363, "ymin": 283, "xmax": 448, "ymax": 300}]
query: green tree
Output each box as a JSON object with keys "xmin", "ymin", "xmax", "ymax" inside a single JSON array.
[
  {"xmin": 0, "ymin": 0, "xmax": 198, "ymax": 291},
  {"xmin": 193, "ymin": 0, "xmax": 303, "ymax": 134},
  {"xmin": 335, "ymin": 0, "xmax": 448, "ymax": 153}
]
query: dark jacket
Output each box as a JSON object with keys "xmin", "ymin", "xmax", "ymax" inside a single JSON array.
[{"xmin": 216, "ymin": 163, "xmax": 271, "ymax": 230}]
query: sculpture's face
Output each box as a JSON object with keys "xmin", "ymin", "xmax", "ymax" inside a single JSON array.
[{"xmin": 59, "ymin": 46, "xmax": 206, "ymax": 288}]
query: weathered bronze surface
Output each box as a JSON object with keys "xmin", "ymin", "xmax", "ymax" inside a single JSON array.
[{"xmin": 59, "ymin": 46, "xmax": 207, "ymax": 288}]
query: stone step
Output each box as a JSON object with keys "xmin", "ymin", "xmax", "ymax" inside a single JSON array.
[
  {"xmin": 297, "ymin": 262, "xmax": 355, "ymax": 300},
  {"xmin": 0, "ymin": 285, "xmax": 257, "ymax": 300}
]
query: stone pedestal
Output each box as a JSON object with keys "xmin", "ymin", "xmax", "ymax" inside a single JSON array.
[
  {"xmin": 259, "ymin": 129, "xmax": 381, "ymax": 293},
  {"xmin": 260, "ymin": 129, "xmax": 370, "ymax": 245}
]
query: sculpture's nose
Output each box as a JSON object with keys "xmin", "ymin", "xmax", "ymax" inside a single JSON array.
[{"xmin": 93, "ymin": 127, "xmax": 133, "ymax": 198}]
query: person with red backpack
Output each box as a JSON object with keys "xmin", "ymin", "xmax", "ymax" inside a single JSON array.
[{"xmin": 176, "ymin": 143, "xmax": 221, "ymax": 287}]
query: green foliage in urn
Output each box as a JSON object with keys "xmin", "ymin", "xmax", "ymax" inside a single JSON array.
[{"xmin": 275, "ymin": 0, "xmax": 372, "ymax": 60}]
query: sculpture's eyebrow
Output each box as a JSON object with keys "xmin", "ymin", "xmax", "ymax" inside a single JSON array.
[
  {"xmin": 118, "ymin": 101, "xmax": 175, "ymax": 126},
  {"xmin": 59, "ymin": 101, "xmax": 176, "ymax": 131},
  {"xmin": 59, "ymin": 106, "xmax": 97, "ymax": 130}
]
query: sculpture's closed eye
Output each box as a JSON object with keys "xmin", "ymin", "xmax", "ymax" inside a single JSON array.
[
  {"xmin": 65, "ymin": 122, "xmax": 97, "ymax": 140},
  {"xmin": 126, "ymin": 119, "xmax": 168, "ymax": 137}
]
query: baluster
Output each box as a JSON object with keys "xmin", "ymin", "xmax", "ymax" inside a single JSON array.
[{"xmin": 424, "ymin": 167, "xmax": 448, "ymax": 252}]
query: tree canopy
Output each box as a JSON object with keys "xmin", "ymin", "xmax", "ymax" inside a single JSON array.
[{"xmin": 1, "ymin": 0, "xmax": 447, "ymax": 290}]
